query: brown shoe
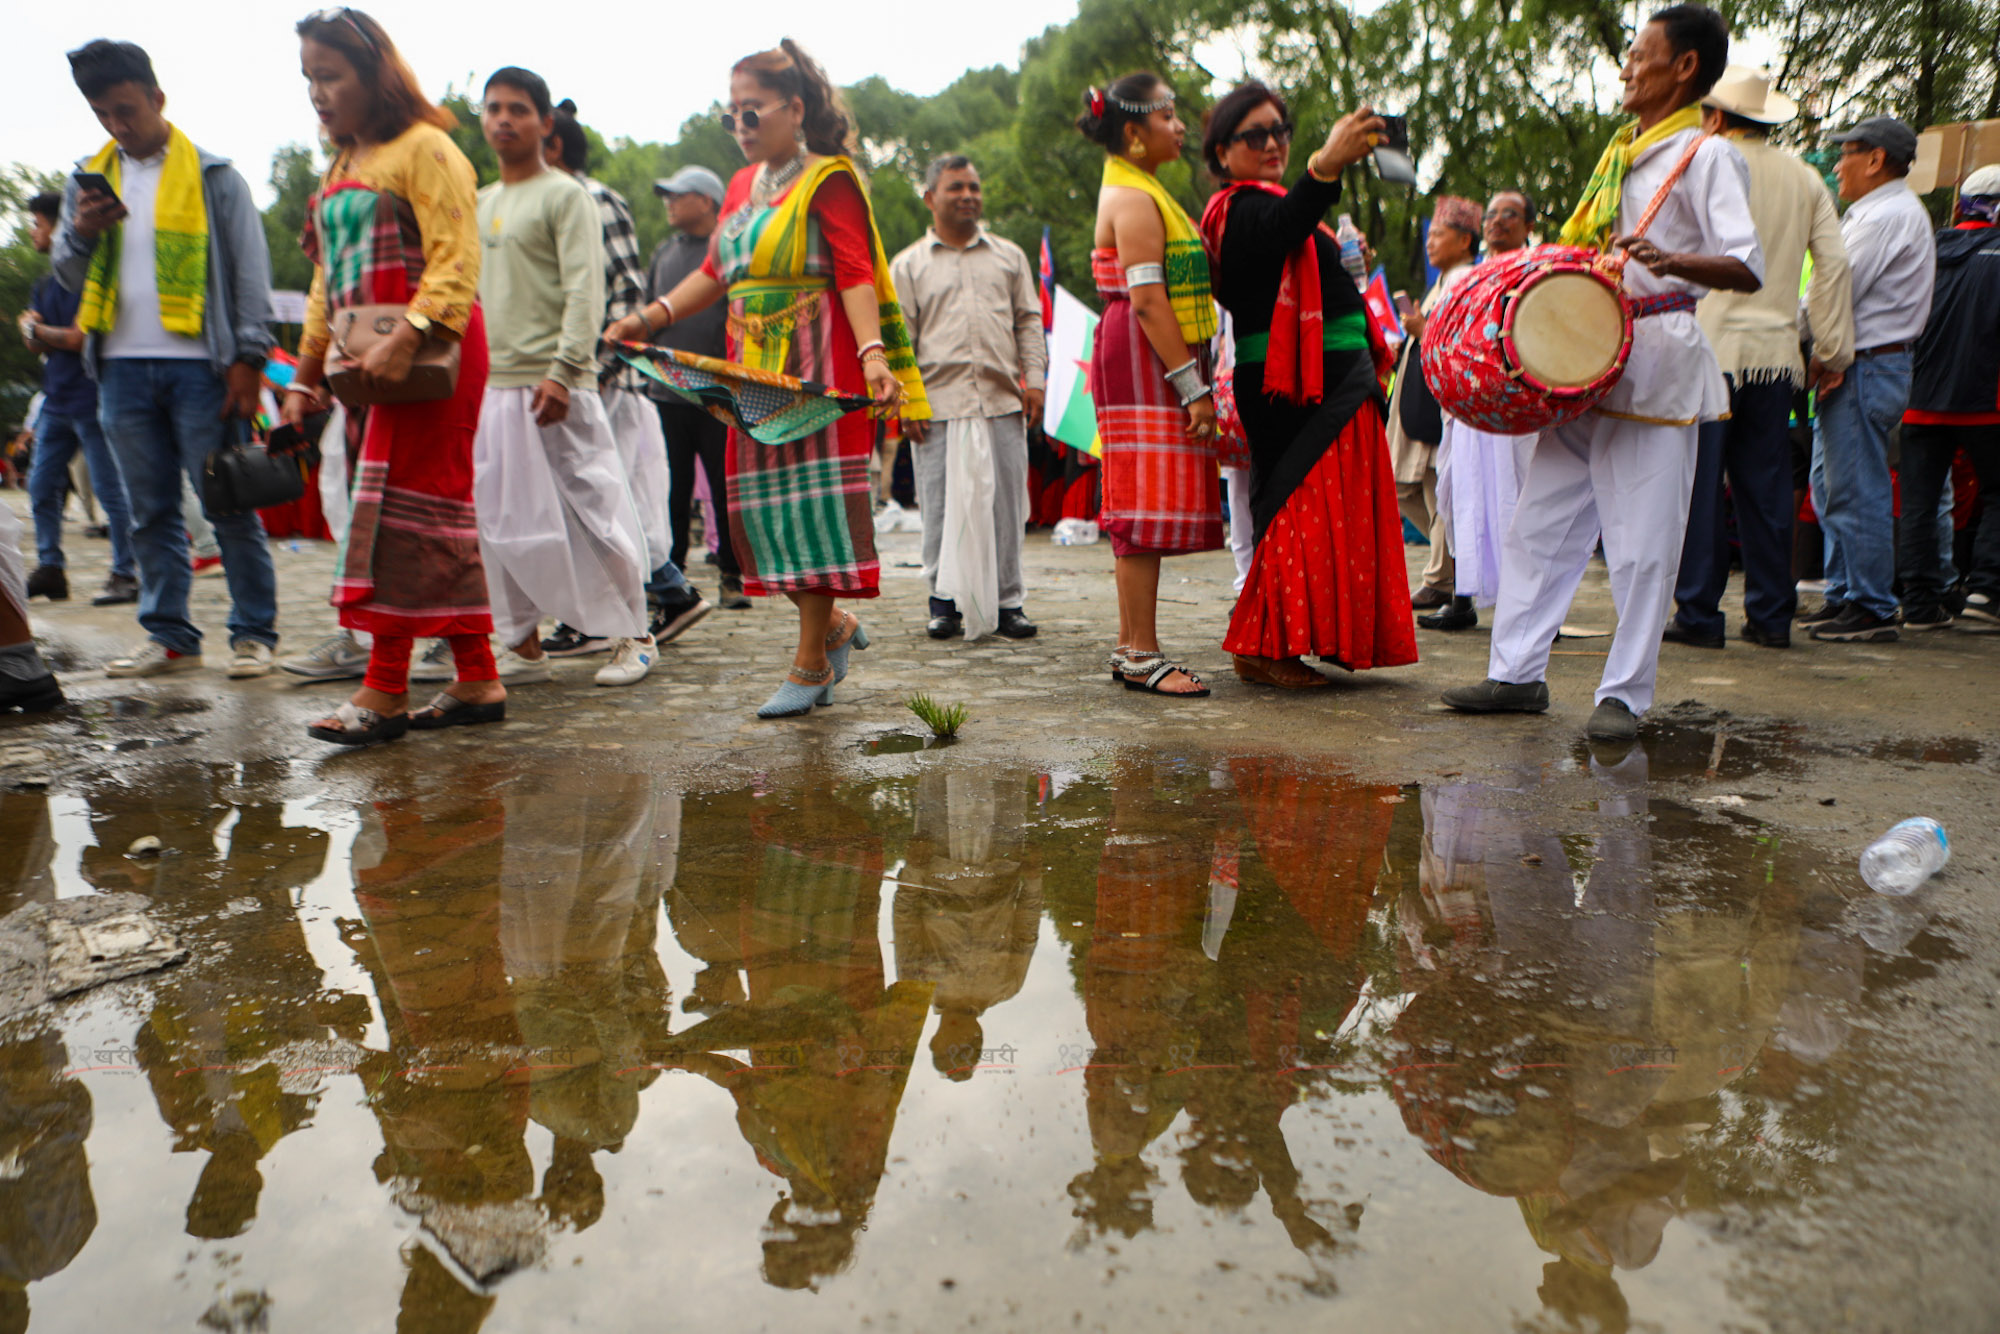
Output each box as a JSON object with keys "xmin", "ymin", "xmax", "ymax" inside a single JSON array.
[
  {"xmin": 1410, "ymin": 585, "xmax": 1451, "ymax": 610},
  {"xmin": 1232, "ymin": 654, "xmax": 1331, "ymax": 689}
]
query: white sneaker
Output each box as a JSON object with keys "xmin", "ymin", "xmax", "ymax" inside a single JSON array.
[
  {"xmin": 594, "ymin": 635, "xmax": 656, "ymax": 687},
  {"xmin": 408, "ymin": 639, "xmax": 458, "ymax": 682},
  {"xmin": 227, "ymin": 639, "xmax": 276, "ymax": 679},
  {"xmin": 106, "ymin": 641, "xmax": 203, "ymax": 679},
  {"xmin": 280, "ymin": 631, "xmax": 368, "ymax": 680},
  {"xmin": 495, "ymin": 646, "xmax": 553, "ymax": 683}
]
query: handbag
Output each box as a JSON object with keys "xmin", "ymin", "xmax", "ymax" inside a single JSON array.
[
  {"xmin": 325, "ymin": 304, "xmax": 460, "ymax": 407},
  {"xmin": 203, "ymin": 424, "xmax": 307, "ymax": 518},
  {"xmin": 1396, "ymin": 338, "xmax": 1445, "ymax": 445}
]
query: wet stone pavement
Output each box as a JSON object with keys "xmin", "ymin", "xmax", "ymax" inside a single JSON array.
[{"xmin": 2, "ymin": 499, "xmax": 1999, "ymax": 1332}]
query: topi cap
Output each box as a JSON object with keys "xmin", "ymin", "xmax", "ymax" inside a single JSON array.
[
  {"xmin": 1826, "ymin": 116, "xmax": 1919, "ymax": 167},
  {"xmin": 1432, "ymin": 195, "xmax": 1482, "ymax": 238},
  {"xmin": 653, "ymin": 165, "xmax": 726, "ymax": 206}
]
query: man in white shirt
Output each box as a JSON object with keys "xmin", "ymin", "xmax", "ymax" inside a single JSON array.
[
  {"xmin": 1799, "ymin": 116, "xmax": 1936, "ymax": 644},
  {"xmin": 1444, "ymin": 5, "xmax": 1763, "ymax": 742}
]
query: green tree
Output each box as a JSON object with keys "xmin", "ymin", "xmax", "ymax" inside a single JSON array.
[
  {"xmin": 262, "ymin": 144, "xmax": 321, "ymax": 293},
  {"xmin": 0, "ymin": 166, "xmax": 67, "ymax": 434}
]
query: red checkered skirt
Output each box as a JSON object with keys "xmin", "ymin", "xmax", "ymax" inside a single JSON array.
[{"xmin": 1091, "ymin": 250, "xmax": 1223, "ymax": 557}]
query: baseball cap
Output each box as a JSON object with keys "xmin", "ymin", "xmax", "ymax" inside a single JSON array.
[
  {"xmin": 653, "ymin": 165, "xmax": 725, "ymax": 206},
  {"xmin": 1826, "ymin": 116, "xmax": 1919, "ymax": 167},
  {"xmin": 1962, "ymin": 164, "xmax": 2000, "ymax": 197}
]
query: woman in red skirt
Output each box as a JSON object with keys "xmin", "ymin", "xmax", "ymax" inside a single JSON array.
[{"xmin": 1198, "ymin": 82, "xmax": 1418, "ymax": 686}]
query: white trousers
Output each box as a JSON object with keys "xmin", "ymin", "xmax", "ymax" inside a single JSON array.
[
  {"xmin": 1221, "ymin": 465, "xmax": 1254, "ymax": 594},
  {"xmin": 603, "ymin": 387, "xmax": 674, "ymax": 574},
  {"xmin": 1440, "ymin": 418, "xmax": 1536, "ymax": 607},
  {"xmin": 0, "ymin": 502, "xmax": 27, "ymax": 620},
  {"xmin": 473, "ymin": 386, "xmax": 649, "ymax": 645},
  {"xmin": 1487, "ymin": 411, "xmax": 1697, "ymax": 715}
]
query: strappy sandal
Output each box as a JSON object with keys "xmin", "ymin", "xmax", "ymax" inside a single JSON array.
[
  {"xmin": 307, "ymin": 701, "xmax": 411, "ymax": 746},
  {"xmin": 1118, "ymin": 652, "xmax": 1211, "ymax": 698},
  {"xmin": 409, "ymin": 691, "xmax": 507, "ymax": 729},
  {"xmin": 1107, "ymin": 645, "xmax": 1135, "ymax": 684}
]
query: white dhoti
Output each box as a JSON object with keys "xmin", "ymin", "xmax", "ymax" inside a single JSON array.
[
  {"xmin": 473, "ymin": 386, "xmax": 649, "ymax": 645},
  {"xmin": 0, "ymin": 501, "xmax": 27, "ymax": 620},
  {"xmin": 1487, "ymin": 411, "xmax": 1697, "ymax": 714},
  {"xmin": 1439, "ymin": 417, "xmax": 1535, "ymax": 607},
  {"xmin": 602, "ymin": 387, "xmax": 674, "ymax": 575}
]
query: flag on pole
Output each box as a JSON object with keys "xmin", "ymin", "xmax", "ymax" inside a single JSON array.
[
  {"xmin": 1043, "ymin": 285, "xmax": 1101, "ymax": 457},
  {"xmin": 1361, "ymin": 266, "xmax": 1404, "ymax": 346},
  {"xmin": 1038, "ymin": 227, "xmax": 1056, "ymax": 331}
]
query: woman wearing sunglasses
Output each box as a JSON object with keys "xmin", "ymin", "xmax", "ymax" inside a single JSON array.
[
  {"xmin": 606, "ymin": 39, "xmax": 926, "ymax": 718},
  {"xmin": 282, "ymin": 7, "xmax": 502, "ymax": 745},
  {"xmin": 1080, "ymin": 72, "xmax": 1221, "ymax": 699},
  {"xmin": 1196, "ymin": 82, "xmax": 1417, "ymax": 689}
]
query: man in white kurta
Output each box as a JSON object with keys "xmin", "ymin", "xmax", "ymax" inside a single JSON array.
[{"xmin": 1443, "ymin": 8, "xmax": 1763, "ymax": 741}]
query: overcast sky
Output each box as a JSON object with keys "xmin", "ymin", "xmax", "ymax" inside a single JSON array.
[{"xmin": 13, "ymin": 0, "xmax": 1084, "ymax": 205}]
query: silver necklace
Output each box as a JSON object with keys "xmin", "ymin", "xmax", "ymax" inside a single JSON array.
[{"xmin": 751, "ymin": 151, "xmax": 806, "ymax": 209}]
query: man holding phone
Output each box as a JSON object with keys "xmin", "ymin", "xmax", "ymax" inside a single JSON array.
[{"xmin": 53, "ymin": 39, "xmax": 280, "ymax": 679}]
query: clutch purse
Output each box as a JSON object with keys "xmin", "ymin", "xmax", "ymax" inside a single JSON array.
[
  {"xmin": 203, "ymin": 428, "xmax": 307, "ymax": 518},
  {"xmin": 325, "ymin": 304, "xmax": 460, "ymax": 406}
]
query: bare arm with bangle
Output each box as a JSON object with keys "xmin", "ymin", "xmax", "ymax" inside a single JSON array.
[
  {"xmin": 604, "ymin": 271, "xmax": 727, "ymax": 345},
  {"xmin": 1102, "ymin": 188, "xmax": 1216, "ymax": 444}
]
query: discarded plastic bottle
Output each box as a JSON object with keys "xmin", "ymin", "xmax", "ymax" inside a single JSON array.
[
  {"xmin": 1336, "ymin": 214, "xmax": 1369, "ymax": 289},
  {"xmin": 1051, "ymin": 518, "xmax": 1099, "ymax": 546},
  {"xmin": 1859, "ymin": 817, "xmax": 1950, "ymax": 895}
]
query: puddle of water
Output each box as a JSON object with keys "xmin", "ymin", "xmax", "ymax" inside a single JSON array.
[{"xmin": 0, "ymin": 748, "xmax": 1946, "ymax": 1331}]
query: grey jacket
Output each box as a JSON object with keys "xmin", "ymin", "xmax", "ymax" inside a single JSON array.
[{"xmin": 53, "ymin": 142, "xmax": 275, "ymax": 380}]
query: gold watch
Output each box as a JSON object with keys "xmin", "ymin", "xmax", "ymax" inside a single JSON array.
[{"xmin": 405, "ymin": 312, "xmax": 433, "ymax": 337}]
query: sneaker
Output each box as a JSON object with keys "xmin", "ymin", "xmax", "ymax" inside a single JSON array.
[
  {"xmin": 650, "ymin": 596, "xmax": 712, "ymax": 644},
  {"xmin": 408, "ymin": 639, "xmax": 457, "ymax": 682},
  {"xmin": 106, "ymin": 641, "xmax": 202, "ymax": 678},
  {"xmin": 1796, "ymin": 598, "xmax": 1847, "ymax": 628},
  {"xmin": 280, "ymin": 631, "xmax": 368, "ymax": 680},
  {"xmin": 1809, "ymin": 605, "xmax": 1899, "ymax": 643},
  {"xmin": 227, "ymin": 639, "xmax": 276, "ymax": 678},
  {"xmin": 495, "ymin": 646, "xmax": 552, "ymax": 683},
  {"xmin": 1958, "ymin": 592, "xmax": 2000, "ymax": 632},
  {"xmin": 1739, "ymin": 622, "xmax": 1791, "ymax": 649},
  {"xmin": 541, "ymin": 622, "xmax": 612, "ymax": 657},
  {"xmin": 594, "ymin": 635, "xmax": 657, "ymax": 686},
  {"xmin": 25, "ymin": 566, "xmax": 68, "ymax": 601},
  {"xmin": 190, "ymin": 554, "xmax": 224, "ymax": 578},
  {"xmin": 1585, "ymin": 697, "xmax": 1639, "ymax": 741},
  {"xmin": 91, "ymin": 572, "xmax": 140, "ymax": 606},
  {"xmin": 1900, "ymin": 604, "xmax": 1955, "ymax": 631},
  {"xmin": 718, "ymin": 573, "xmax": 751, "ymax": 610}
]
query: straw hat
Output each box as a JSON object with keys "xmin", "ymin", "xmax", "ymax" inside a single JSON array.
[{"xmin": 1702, "ymin": 65, "xmax": 1799, "ymax": 126}]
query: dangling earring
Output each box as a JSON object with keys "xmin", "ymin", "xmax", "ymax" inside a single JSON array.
[{"xmin": 1126, "ymin": 137, "xmax": 1145, "ymax": 161}]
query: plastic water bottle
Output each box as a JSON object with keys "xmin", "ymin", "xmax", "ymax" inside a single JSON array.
[
  {"xmin": 1859, "ymin": 817, "xmax": 1950, "ymax": 895},
  {"xmin": 1052, "ymin": 518, "xmax": 1099, "ymax": 546},
  {"xmin": 1336, "ymin": 214, "xmax": 1369, "ymax": 290}
]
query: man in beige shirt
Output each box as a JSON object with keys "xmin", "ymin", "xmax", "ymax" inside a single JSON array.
[
  {"xmin": 889, "ymin": 156, "xmax": 1049, "ymax": 639},
  {"xmin": 1668, "ymin": 67, "xmax": 1853, "ymax": 651}
]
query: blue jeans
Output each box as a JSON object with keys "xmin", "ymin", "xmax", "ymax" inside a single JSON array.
[
  {"xmin": 28, "ymin": 407, "xmax": 134, "ymax": 578},
  {"xmin": 97, "ymin": 359, "xmax": 278, "ymax": 654},
  {"xmin": 645, "ymin": 558, "xmax": 693, "ymax": 605},
  {"xmin": 1810, "ymin": 350, "xmax": 1909, "ymax": 620}
]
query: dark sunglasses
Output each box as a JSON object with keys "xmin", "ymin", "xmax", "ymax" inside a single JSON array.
[
  {"xmin": 720, "ymin": 106, "xmax": 767, "ymax": 134},
  {"xmin": 305, "ymin": 6, "xmax": 378, "ymax": 55},
  {"xmin": 1226, "ymin": 121, "xmax": 1294, "ymax": 152}
]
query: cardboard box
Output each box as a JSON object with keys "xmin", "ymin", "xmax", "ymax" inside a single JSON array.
[{"xmin": 1913, "ymin": 118, "xmax": 2000, "ymax": 193}]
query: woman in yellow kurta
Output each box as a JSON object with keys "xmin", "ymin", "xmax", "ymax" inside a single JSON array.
[{"xmin": 279, "ymin": 9, "xmax": 501, "ymax": 745}]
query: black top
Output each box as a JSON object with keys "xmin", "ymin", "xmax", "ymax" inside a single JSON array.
[
  {"xmin": 1212, "ymin": 173, "xmax": 1367, "ymax": 339},
  {"xmin": 1909, "ymin": 224, "xmax": 2000, "ymax": 415},
  {"xmin": 642, "ymin": 231, "xmax": 728, "ymax": 399}
]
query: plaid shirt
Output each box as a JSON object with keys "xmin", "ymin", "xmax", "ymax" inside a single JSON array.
[{"xmin": 585, "ymin": 175, "xmax": 647, "ymax": 390}]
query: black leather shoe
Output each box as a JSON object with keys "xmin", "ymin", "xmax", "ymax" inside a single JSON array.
[
  {"xmin": 1585, "ymin": 697, "xmax": 1639, "ymax": 741},
  {"xmin": 1738, "ymin": 622, "xmax": 1791, "ymax": 648},
  {"xmin": 92, "ymin": 572, "xmax": 139, "ymax": 606},
  {"xmin": 1441, "ymin": 678, "xmax": 1550, "ymax": 713},
  {"xmin": 1411, "ymin": 585, "xmax": 1451, "ymax": 610},
  {"xmin": 1418, "ymin": 596, "xmax": 1477, "ymax": 631},
  {"xmin": 927, "ymin": 613, "xmax": 964, "ymax": 640},
  {"xmin": 0, "ymin": 673, "xmax": 65, "ymax": 714},
  {"xmin": 995, "ymin": 608, "xmax": 1038, "ymax": 639},
  {"xmin": 25, "ymin": 566, "xmax": 67, "ymax": 602},
  {"xmin": 1661, "ymin": 618, "xmax": 1725, "ymax": 649}
]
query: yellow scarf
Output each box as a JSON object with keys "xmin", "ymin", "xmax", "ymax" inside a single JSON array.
[
  {"xmin": 1557, "ymin": 104, "xmax": 1703, "ymax": 252},
  {"xmin": 747, "ymin": 155, "xmax": 930, "ymax": 421},
  {"xmin": 1101, "ymin": 156, "xmax": 1218, "ymax": 345},
  {"xmin": 77, "ymin": 125, "xmax": 209, "ymax": 337}
]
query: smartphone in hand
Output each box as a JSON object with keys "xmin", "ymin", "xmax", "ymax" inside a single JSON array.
[
  {"xmin": 73, "ymin": 171, "xmax": 120, "ymax": 204},
  {"xmin": 1372, "ymin": 115, "xmax": 1416, "ymax": 187}
]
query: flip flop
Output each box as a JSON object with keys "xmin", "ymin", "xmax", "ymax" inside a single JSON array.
[
  {"xmin": 307, "ymin": 701, "xmax": 410, "ymax": 746},
  {"xmin": 409, "ymin": 692, "xmax": 506, "ymax": 730}
]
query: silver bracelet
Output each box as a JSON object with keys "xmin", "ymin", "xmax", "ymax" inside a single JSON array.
[
  {"xmin": 1125, "ymin": 262, "xmax": 1165, "ymax": 289},
  {"xmin": 1164, "ymin": 358, "xmax": 1210, "ymax": 406}
]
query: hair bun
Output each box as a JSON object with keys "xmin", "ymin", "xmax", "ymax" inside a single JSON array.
[{"xmin": 556, "ymin": 98, "xmax": 578, "ymax": 115}]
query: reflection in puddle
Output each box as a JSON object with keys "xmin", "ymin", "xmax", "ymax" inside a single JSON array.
[{"xmin": 0, "ymin": 746, "xmax": 1929, "ymax": 1330}]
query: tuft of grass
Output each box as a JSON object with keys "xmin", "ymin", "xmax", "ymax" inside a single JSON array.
[{"xmin": 905, "ymin": 692, "xmax": 968, "ymax": 738}]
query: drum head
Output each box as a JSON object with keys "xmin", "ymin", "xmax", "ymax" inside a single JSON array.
[{"xmin": 1512, "ymin": 272, "xmax": 1625, "ymax": 388}]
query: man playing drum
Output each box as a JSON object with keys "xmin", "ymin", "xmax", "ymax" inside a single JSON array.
[{"xmin": 1442, "ymin": 3, "xmax": 1762, "ymax": 742}]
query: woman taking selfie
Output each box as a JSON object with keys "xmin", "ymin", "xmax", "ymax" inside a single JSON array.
[
  {"xmin": 281, "ymin": 7, "xmax": 499, "ymax": 745},
  {"xmin": 609, "ymin": 39, "xmax": 926, "ymax": 718},
  {"xmin": 1198, "ymin": 82, "xmax": 1416, "ymax": 687},
  {"xmin": 1081, "ymin": 72, "xmax": 1221, "ymax": 699}
]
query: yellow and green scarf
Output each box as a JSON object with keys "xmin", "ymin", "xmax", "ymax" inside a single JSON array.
[
  {"xmin": 1102, "ymin": 155, "xmax": 1218, "ymax": 345},
  {"xmin": 746, "ymin": 155, "xmax": 930, "ymax": 421},
  {"xmin": 1557, "ymin": 103, "xmax": 1702, "ymax": 253},
  {"xmin": 76, "ymin": 125, "xmax": 210, "ymax": 337}
]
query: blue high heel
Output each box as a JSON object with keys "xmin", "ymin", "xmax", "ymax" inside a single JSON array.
[
  {"xmin": 757, "ymin": 666, "xmax": 835, "ymax": 718},
  {"xmin": 826, "ymin": 612, "xmax": 870, "ymax": 684}
]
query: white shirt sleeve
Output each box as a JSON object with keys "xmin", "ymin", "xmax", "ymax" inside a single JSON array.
[{"xmin": 1697, "ymin": 139, "xmax": 1765, "ymax": 284}]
